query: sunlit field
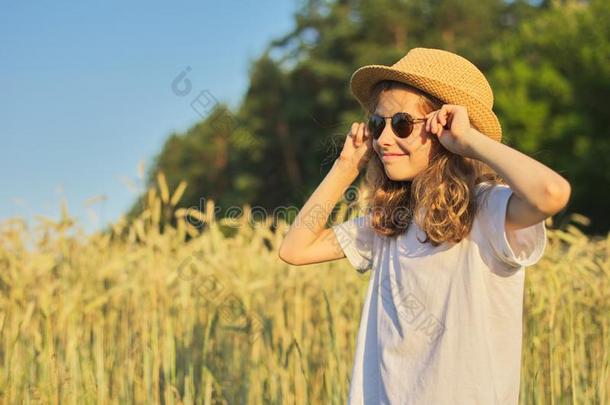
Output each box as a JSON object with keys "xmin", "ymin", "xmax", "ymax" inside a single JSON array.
[{"xmin": 1, "ymin": 174, "xmax": 608, "ymax": 404}]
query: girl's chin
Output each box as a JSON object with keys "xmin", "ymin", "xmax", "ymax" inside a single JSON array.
[
  {"xmin": 384, "ymin": 164, "xmax": 424, "ymax": 180},
  {"xmin": 385, "ymin": 170, "xmax": 415, "ymax": 181}
]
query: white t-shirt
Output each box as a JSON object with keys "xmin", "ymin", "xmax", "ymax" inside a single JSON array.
[{"xmin": 331, "ymin": 181, "xmax": 547, "ymax": 405}]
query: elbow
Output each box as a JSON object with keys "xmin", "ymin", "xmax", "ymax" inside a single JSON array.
[
  {"xmin": 278, "ymin": 249, "xmax": 291, "ymax": 264},
  {"xmin": 540, "ymin": 178, "xmax": 571, "ymax": 216},
  {"xmin": 278, "ymin": 243, "xmax": 300, "ymax": 265},
  {"xmin": 278, "ymin": 252, "xmax": 301, "ymax": 266}
]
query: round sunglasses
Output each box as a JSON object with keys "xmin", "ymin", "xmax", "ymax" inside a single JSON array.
[{"xmin": 367, "ymin": 112, "xmax": 428, "ymax": 140}]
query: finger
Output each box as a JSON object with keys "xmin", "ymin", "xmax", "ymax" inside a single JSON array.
[
  {"xmin": 359, "ymin": 122, "xmax": 367, "ymax": 144},
  {"xmin": 355, "ymin": 122, "xmax": 364, "ymax": 146},
  {"xmin": 439, "ymin": 109, "xmax": 447, "ymax": 127},
  {"xmin": 426, "ymin": 114, "xmax": 434, "ymax": 133},
  {"xmin": 364, "ymin": 124, "xmax": 373, "ymax": 147},
  {"xmin": 437, "ymin": 110, "xmax": 445, "ymax": 132},
  {"xmin": 437, "ymin": 111, "xmax": 445, "ymax": 133},
  {"xmin": 431, "ymin": 111, "xmax": 438, "ymax": 134},
  {"xmin": 351, "ymin": 122, "xmax": 358, "ymax": 137}
]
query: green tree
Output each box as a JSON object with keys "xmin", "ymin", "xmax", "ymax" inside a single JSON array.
[{"xmin": 126, "ymin": 0, "xmax": 609, "ymax": 234}]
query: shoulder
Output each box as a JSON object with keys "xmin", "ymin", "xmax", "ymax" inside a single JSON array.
[
  {"xmin": 474, "ymin": 180, "xmax": 507, "ymax": 195},
  {"xmin": 471, "ymin": 181, "xmax": 547, "ymax": 270},
  {"xmin": 474, "ymin": 181, "xmax": 512, "ymax": 209}
]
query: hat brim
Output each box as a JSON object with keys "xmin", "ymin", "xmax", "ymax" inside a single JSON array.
[{"xmin": 350, "ymin": 64, "xmax": 502, "ymax": 142}]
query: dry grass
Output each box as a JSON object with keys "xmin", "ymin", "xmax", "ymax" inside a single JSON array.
[{"xmin": 0, "ymin": 173, "xmax": 608, "ymax": 404}]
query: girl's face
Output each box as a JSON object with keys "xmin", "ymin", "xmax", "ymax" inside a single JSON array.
[{"xmin": 372, "ymin": 88, "xmax": 439, "ymax": 181}]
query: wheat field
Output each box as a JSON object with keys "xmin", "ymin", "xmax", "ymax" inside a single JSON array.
[{"xmin": 0, "ymin": 173, "xmax": 608, "ymax": 404}]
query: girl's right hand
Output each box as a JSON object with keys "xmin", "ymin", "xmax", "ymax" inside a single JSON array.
[{"xmin": 337, "ymin": 122, "xmax": 373, "ymax": 173}]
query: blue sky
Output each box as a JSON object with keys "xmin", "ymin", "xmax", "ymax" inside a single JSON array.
[{"xmin": 0, "ymin": 1, "xmax": 298, "ymax": 235}]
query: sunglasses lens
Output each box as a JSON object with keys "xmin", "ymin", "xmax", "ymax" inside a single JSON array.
[
  {"xmin": 392, "ymin": 113, "xmax": 414, "ymax": 138},
  {"xmin": 368, "ymin": 115, "xmax": 385, "ymax": 139}
]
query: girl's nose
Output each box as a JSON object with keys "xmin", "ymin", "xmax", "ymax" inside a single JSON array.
[{"xmin": 377, "ymin": 122, "xmax": 395, "ymax": 147}]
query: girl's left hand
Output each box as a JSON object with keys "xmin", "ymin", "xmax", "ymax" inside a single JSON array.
[{"xmin": 426, "ymin": 104, "xmax": 479, "ymax": 158}]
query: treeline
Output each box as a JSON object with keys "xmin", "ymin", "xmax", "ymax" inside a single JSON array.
[{"xmin": 126, "ymin": 0, "xmax": 610, "ymax": 235}]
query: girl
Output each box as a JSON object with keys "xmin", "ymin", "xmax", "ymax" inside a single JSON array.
[{"xmin": 279, "ymin": 47, "xmax": 571, "ymax": 404}]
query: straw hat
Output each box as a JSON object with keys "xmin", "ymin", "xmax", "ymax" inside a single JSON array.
[{"xmin": 350, "ymin": 47, "xmax": 503, "ymax": 142}]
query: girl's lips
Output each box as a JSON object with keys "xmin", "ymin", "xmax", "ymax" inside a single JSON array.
[{"xmin": 382, "ymin": 153, "xmax": 408, "ymax": 161}]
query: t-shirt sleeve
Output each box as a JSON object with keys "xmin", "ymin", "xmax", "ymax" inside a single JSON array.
[
  {"xmin": 331, "ymin": 213, "xmax": 375, "ymax": 273},
  {"xmin": 474, "ymin": 183, "xmax": 547, "ymax": 269}
]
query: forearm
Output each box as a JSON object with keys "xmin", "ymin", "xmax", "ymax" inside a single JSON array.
[
  {"xmin": 279, "ymin": 158, "xmax": 359, "ymax": 255},
  {"xmin": 468, "ymin": 127, "xmax": 571, "ymax": 215}
]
